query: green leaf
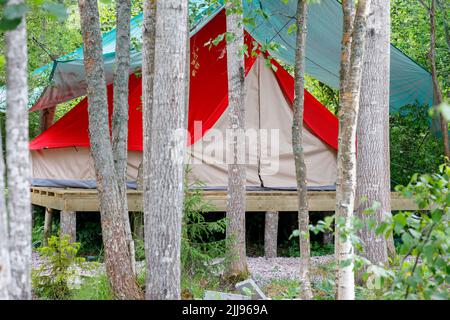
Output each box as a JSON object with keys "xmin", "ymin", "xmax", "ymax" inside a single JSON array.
[
  {"xmin": 42, "ymin": 3, "xmax": 68, "ymax": 22},
  {"xmin": 3, "ymin": 3, "xmax": 28, "ymax": 20},
  {"xmin": 0, "ymin": 17, "xmax": 21, "ymax": 31}
]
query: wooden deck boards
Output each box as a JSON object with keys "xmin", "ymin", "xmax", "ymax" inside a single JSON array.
[{"xmin": 30, "ymin": 186, "xmax": 419, "ymax": 212}]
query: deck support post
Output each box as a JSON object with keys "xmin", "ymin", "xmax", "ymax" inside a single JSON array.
[
  {"xmin": 264, "ymin": 211, "xmax": 279, "ymax": 258},
  {"xmin": 43, "ymin": 207, "xmax": 53, "ymax": 246},
  {"xmin": 60, "ymin": 211, "xmax": 76, "ymax": 243}
]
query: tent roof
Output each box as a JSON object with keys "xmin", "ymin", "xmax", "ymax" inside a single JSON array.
[
  {"xmin": 1, "ymin": 0, "xmax": 433, "ymax": 112},
  {"xmin": 30, "ymin": 9, "xmax": 339, "ymax": 152}
]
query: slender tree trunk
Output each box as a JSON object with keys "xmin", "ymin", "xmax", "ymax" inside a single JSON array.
[
  {"xmin": 112, "ymin": 0, "xmax": 135, "ymax": 274},
  {"xmin": 429, "ymin": 0, "xmax": 449, "ymax": 158},
  {"xmin": 134, "ymin": 162, "xmax": 144, "ymax": 242},
  {"xmin": 39, "ymin": 107, "xmax": 56, "ymax": 133},
  {"xmin": 0, "ymin": 127, "xmax": 11, "ymax": 300},
  {"xmin": 60, "ymin": 211, "xmax": 77, "ymax": 243},
  {"xmin": 5, "ymin": 0, "xmax": 32, "ymax": 299},
  {"xmin": 335, "ymin": 0, "xmax": 371, "ymax": 300},
  {"xmin": 40, "ymin": 107, "xmax": 56, "ymax": 248},
  {"xmin": 356, "ymin": 0, "xmax": 391, "ymax": 270},
  {"xmin": 141, "ymin": 0, "xmax": 156, "ymax": 292},
  {"xmin": 144, "ymin": 0, "xmax": 188, "ymax": 300},
  {"xmin": 292, "ymin": 0, "xmax": 313, "ymax": 300},
  {"xmin": 43, "ymin": 208, "xmax": 53, "ymax": 247},
  {"xmin": 225, "ymin": 0, "xmax": 248, "ymax": 278},
  {"xmin": 77, "ymin": 0, "xmax": 142, "ymax": 300},
  {"xmin": 264, "ymin": 211, "xmax": 278, "ymax": 258}
]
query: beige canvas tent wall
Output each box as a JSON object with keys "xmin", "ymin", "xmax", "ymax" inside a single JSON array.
[{"xmin": 30, "ymin": 55, "xmax": 337, "ymax": 190}]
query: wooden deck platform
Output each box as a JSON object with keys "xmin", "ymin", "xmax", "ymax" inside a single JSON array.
[{"xmin": 31, "ymin": 186, "xmax": 419, "ymax": 212}]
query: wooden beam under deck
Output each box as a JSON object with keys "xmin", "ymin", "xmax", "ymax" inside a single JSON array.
[{"xmin": 31, "ymin": 186, "xmax": 419, "ymax": 212}]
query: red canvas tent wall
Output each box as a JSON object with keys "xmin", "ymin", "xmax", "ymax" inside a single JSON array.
[{"xmin": 30, "ymin": 9, "xmax": 339, "ymax": 190}]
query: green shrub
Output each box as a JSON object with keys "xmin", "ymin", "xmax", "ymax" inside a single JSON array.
[
  {"xmin": 372, "ymin": 165, "xmax": 450, "ymax": 300},
  {"xmin": 182, "ymin": 168, "xmax": 227, "ymax": 276},
  {"xmin": 279, "ymin": 238, "xmax": 334, "ymax": 257},
  {"xmin": 390, "ymin": 103, "xmax": 444, "ymax": 186},
  {"xmin": 32, "ymin": 235, "xmax": 90, "ymax": 300}
]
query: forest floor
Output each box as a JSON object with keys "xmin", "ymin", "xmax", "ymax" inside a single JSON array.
[{"xmin": 32, "ymin": 251, "xmax": 335, "ymax": 299}]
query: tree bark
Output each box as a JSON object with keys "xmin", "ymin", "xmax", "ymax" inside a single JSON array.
[
  {"xmin": 43, "ymin": 208, "xmax": 53, "ymax": 247},
  {"xmin": 77, "ymin": 0, "xmax": 142, "ymax": 300},
  {"xmin": 141, "ymin": 0, "xmax": 156, "ymax": 297},
  {"xmin": 40, "ymin": 111, "xmax": 56, "ymax": 248},
  {"xmin": 225, "ymin": 0, "xmax": 248, "ymax": 279},
  {"xmin": 144, "ymin": 0, "xmax": 188, "ymax": 300},
  {"xmin": 292, "ymin": 0, "xmax": 313, "ymax": 300},
  {"xmin": 5, "ymin": 0, "xmax": 32, "ymax": 299},
  {"xmin": 60, "ymin": 211, "xmax": 76, "ymax": 243},
  {"xmin": 356, "ymin": 0, "xmax": 391, "ymax": 270},
  {"xmin": 112, "ymin": 0, "xmax": 135, "ymax": 274},
  {"xmin": 0, "ymin": 126, "xmax": 11, "ymax": 300},
  {"xmin": 429, "ymin": 0, "xmax": 449, "ymax": 158},
  {"xmin": 335, "ymin": 0, "xmax": 371, "ymax": 301},
  {"xmin": 264, "ymin": 211, "xmax": 278, "ymax": 258},
  {"xmin": 134, "ymin": 162, "xmax": 144, "ymax": 242},
  {"xmin": 39, "ymin": 106, "xmax": 56, "ymax": 132}
]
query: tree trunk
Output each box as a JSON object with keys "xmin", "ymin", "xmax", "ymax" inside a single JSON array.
[
  {"xmin": 141, "ymin": 0, "xmax": 156, "ymax": 298},
  {"xmin": 356, "ymin": 0, "xmax": 391, "ymax": 270},
  {"xmin": 134, "ymin": 162, "xmax": 144, "ymax": 242},
  {"xmin": 41, "ymin": 112, "xmax": 56, "ymax": 248},
  {"xmin": 112, "ymin": 0, "xmax": 135, "ymax": 274},
  {"xmin": 335, "ymin": 0, "xmax": 371, "ymax": 301},
  {"xmin": 43, "ymin": 208, "xmax": 53, "ymax": 247},
  {"xmin": 77, "ymin": 0, "xmax": 142, "ymax": 300},
  {"xmin": 0, "ymin": 126, "xmax": 11, "ymax": 300},
  {"xmin": 292, "ymin": 0, "xmax": 313, "ymax": 300},
  {"xmin": 430, "ymin": 0, "xmax": 449, "ymax": 158},
  {"xmin": 5, "ymin": 0, "xmax": 32, "ymax": 299},
  {"xmin": 39, "ymin": 106, "xmax": 56, "ymax": 132},
  {"xmin": 144, "ymin": 0, "xmax": 188, "ymax": 300},
  {"xmin": 264, "ymin": 211, "xmax": 278, "ymax": 258},
  {"xmin": 60, "ymin": 211, "xmax": 76, "ymax": 243},
  {"xmin": 225, "ymin": 0, "xmax": 248, "ymax": 278}
]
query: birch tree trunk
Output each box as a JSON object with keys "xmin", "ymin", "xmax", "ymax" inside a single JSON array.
[
  {"xmin": 292, "ymin": 0, "xmax": 313, "ymax": 300},
  {"xmin": 5, "ymin": 0, "xmax": 32, "ymax": 299},
  {"xmin": 0, "ymin": 128, "xmax": 11, "ymax": 300},
  {"xmin": 335, "ymin": 0, "xmax": 371, "ymax": 300},
  {"xmin": 144, "ymin": 0, "xmax": 188, "ymax": 300},
  {"xmin": 356, "ymin": 0, "xmax": 390, "ymax": 268},
  {"xmin": 78, "ymin": 0, "xmax": 142, "ymax": 300},
  {"xmin": 225, "ymin": 0, "xmax": 248, "ymax": 278},
  {"xmin": 112, "ymin": 0, "xmax": 135, "ymax": 273}
]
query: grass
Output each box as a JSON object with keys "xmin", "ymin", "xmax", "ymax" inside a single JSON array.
[
  {"xmin": 263, "ymin": 279, "xmax": 300, "ymax": 300},
  {"xmin": 71, "ymin": 269, "xmax": 227, "ymax": 300},
  {"xmin": 71, "ymin": 274, "xmax": 113, "ymax": 300}
]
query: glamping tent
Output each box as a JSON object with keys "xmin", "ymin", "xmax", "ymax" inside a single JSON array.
[{"xmin": 30, "ymin": 9, "xmax": 338, "ymax": 190}]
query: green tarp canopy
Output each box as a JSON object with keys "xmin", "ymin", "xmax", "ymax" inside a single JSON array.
[{"xmin": 0, "ymin": 0, "xmax": 433, "ymax": 112}]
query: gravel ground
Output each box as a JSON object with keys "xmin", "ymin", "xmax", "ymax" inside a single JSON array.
[
  {"xmin": 32, "ymin": 251, "xmax": 334, "ymax": 288},
  {"xmin": 248, "ymin": 255, "xmax": 334, "ymax": 287}
]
